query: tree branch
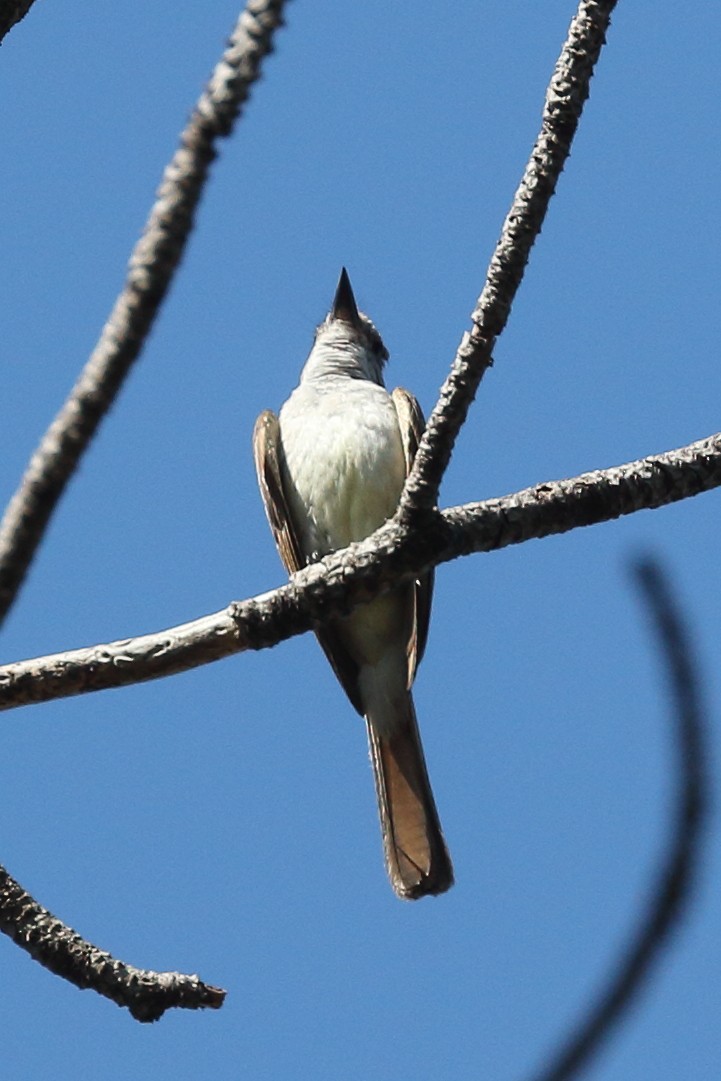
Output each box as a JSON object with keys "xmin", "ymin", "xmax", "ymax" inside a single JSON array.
[
  {"xmin": 1, "ymin": 431, "xmax": 718, "ymax": 711},
  {"xmin": 400, "ymin": 0, "xmax": 618, "ymax": 519},
  {"xmin": 528, "ymin": 559, "xmax": 709, "ymax": 1081},
  {"xmin": 0, "ymin": 0, "xmax": 288, "ymax": 628},
  {"xmin": 0, "ymin": 864, "xmax": 225, "ymax": 1021},
  {"xmin": 0, "ymin": 1, "xmax": 287, "ymax": 1017}
]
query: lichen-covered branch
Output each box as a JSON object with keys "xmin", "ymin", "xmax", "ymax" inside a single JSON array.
[
  {"xmin": 442, "ymin": 432, "xmax": 721, "ymax": 556},
  {"xmin": 0, "ymin": 0, "xmax": 288, "ymax": 627},
  {"xmin": 528, "ymin": 560, "xmax": 709, "ymax": 1081},
  {"xmin": 1, "ymin": 431, "xmax": 718, "ymax": 712},
  {"xmin": 400, "ymin": 0, "xmax": 618, "ymax": 518},
  {"xmin": 0, "ymin": 864, "xmax": 225, "ymax": 1021}
]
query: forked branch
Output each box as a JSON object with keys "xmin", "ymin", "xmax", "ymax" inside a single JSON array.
[
  {"xmin": 1, "ymin": 431, "xmax": 719, "ymax": 711},
  {"xmin": 401, "ymin": 0, "xmax": 619, "ymax": 517},
  {"xmin": 0, "ymin": 0, "xmax": 713, "ymax": 1037}
]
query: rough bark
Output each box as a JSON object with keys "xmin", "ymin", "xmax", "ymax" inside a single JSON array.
[{"xmin": 1, "ymin": 432, "xmax": 718, "ymax": 712}]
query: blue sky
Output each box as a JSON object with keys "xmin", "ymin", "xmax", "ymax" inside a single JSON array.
[{"xmin": 1, "ymin": 2, "xmax": 719, "ymax": 1078}]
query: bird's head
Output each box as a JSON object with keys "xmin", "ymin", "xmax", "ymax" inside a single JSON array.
[{"xmin": 305, "ymin": 268, "xmax": 389, "ymax": 385}]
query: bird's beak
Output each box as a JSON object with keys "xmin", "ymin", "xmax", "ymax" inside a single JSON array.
[{"xmin": 331, "ymin": 267, "xmax": 361, "ymax": 327}]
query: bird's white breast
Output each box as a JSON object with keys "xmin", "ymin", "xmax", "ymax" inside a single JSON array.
[{"xmin": 279, "ymin": 379, "xmax": 406, "ymax": 560}]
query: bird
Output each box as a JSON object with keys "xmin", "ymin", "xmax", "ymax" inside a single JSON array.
[{"xmin": 253, "ymin": 268, "xmax": 453, "ymax": 899}]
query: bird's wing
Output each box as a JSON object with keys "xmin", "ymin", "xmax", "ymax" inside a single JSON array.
[
  {"xmin": 253, "ymin": 408, "xmax": 364, "ymax": 714},
  {"xmin": 391, "ymin": 388, "xmax": 434, "ymax": 683},
  {"xmin": 253, "ymin": 410, "xmax": 304, "ymax": 575}
]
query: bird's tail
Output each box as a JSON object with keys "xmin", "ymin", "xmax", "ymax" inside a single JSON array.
[{"xmin": 365, "ymin": 696, "xmax": 453, "ymax": 899}]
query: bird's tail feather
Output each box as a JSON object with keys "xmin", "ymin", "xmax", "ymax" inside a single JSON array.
[{"xmin": 365, "ymin": 697, "xmax": 453, "ymax": 899}]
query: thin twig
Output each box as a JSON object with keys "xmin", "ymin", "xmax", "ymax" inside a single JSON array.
[
  {"xmin": 0, "ymin": 865, "xmax": 225, "ymax": 1021},
  {"xmin": 0, "ymin": 0, "xmax": 288, "ymax": 627},
  {"xmin": 1, "ymin": 431, "xmax": 719, "ymax": 711},
  {"xmin": 528, "ymin": 559, "xmax": 709, "ymax": 1081},
  {"xmin": 400, "ymin": 0, "xmax": 618, "ymax": 519}
]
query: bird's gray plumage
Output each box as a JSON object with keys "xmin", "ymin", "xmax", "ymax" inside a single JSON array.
[{"xmin": 253, "ymin": 269, "xmax": 452, "ymax": 899}]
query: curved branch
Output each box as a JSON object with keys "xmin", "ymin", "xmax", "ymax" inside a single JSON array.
[
  {"xmin": 0, "ymin": 864, "xmax": 225, "ymax": 1021},
  {"xmin": 528, "ymin": 559, "xmax": 709, "ymax": 1081},
  {"xmin": 1, "ymin": 431, "xmax": 718, "ymax": 711},
  {"xmin": 400, "ymin": 0, "xmax": 618, "ymax": 518},
  {"xmin": 0, "ymin": 0, "xmax": 288, "ymax": 628}
]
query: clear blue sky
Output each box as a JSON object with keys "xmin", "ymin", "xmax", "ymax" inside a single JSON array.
[{"xmin": 1, "ymin": 2, "xmax": 719, "ymax": 1078}]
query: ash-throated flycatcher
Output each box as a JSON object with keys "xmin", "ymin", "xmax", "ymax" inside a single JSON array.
[{"xmin": 253, "ymin": 269, "xmax": 453, "ymax": 899}]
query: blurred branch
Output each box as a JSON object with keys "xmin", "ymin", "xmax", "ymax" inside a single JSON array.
[
  {"xmin": 0, "ymin": 0, "xmax": 288, "ymax": 628},
  {"xmin": 528, "ymin": 559, "xmax": 709, "ymax": 1081},
  {"xmin": 400, "ymin": 0, "xmax": 618, "ymax": 519},
  {"xmin": 0, "ymin": 864, "xmax": 225, "ymax": 1021},
  {"xmin": 0, "ymin": 0, "xmax": 36, "ymax": 42},
  {"xmin": 1, "ymin": 431, "xmax": 719, "ymax": 711}
]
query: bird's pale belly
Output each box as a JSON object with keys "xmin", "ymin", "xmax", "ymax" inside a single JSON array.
[{"xmin": 280, "ymin": 398, "xmax": 406, "ymax": 560}]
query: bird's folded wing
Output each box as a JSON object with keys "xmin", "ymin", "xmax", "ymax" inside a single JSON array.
[
  {"xmin": 253, "ymin": 407, "xmax": 364, "ymax": 713},
  {"xmin": 391, "ymin": 388, "xmax": 434, "ymax": 681},
  {"xmin": 253, "ymin": 410, "xmax": 304, "ymax": 575}
]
